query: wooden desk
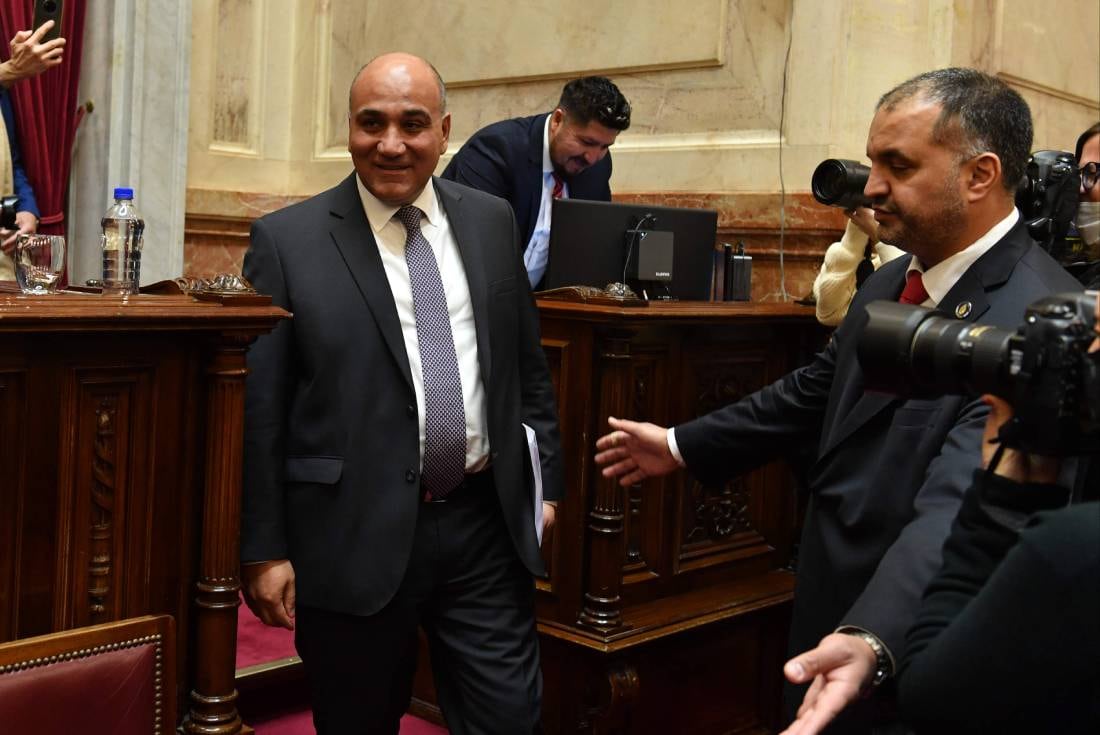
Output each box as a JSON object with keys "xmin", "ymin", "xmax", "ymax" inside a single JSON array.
[
  {"xmin": 531, "ymin": 297, "xmax": 822, "ymax": 734},
  {"xmin": 0, "ymin": 290, "xmax": 285, "ymax": 734},
  {"xmin": 221, "ymin": 295, "xmax": 823, "ymax": 734}
]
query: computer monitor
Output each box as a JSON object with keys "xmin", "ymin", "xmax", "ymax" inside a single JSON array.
[{"xmin": 542, "ymin": 199, "xmax": 719, "ymax": 300}]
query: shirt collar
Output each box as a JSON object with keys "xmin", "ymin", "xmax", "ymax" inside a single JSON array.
[
  {"xmin": 905, "ymin": 208, "xmax": 1019, "ymax": 306},
  {"xmin": 355, "ymin": 175, "xmax": 442, "ymax": 235},
  {"xmin": 541, "ymin": 114, "xmax": 554, "ymax": 175}
]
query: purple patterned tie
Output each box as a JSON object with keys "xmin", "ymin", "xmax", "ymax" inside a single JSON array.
[{"xmin": 396, "ymin": 205, "xmax": 466, "ymax": 500}]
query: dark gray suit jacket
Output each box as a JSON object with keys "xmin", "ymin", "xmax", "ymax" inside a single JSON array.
[
  {"xmin": 241, "ymin": 174, "xmax": 563, "ymax": 617},
  {"xmin": 674, "ymin": 219, "xmax": 1081, "ymax": 729},
  {"xmin": 440, "ymin": 113, "xmax": 613, "ymax": 249}
]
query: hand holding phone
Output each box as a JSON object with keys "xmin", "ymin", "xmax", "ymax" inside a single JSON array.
[{"xmin": 1, "ymin": 13, "xmax": 65, "ymax": 86}]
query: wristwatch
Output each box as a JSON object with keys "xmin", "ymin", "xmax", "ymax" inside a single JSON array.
[{"xmin": 835, "ymin": 626, "xmax": 893, "ymax": 689}]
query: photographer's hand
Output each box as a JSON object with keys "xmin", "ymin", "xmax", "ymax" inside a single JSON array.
[
  {"xmin": 981, "ymin": 394, "xmax": 1060, "ymax": 484},
  {"xmin": 845, "ymin": 207, "xmax": 879, "ymax": 243},
  {"xmin": 0, "ymin": 21, "xmax": 66, "ymax": 87},
  {"xmin": 1, "ymin": 211, "xmax": 38, "ymax": 254}
]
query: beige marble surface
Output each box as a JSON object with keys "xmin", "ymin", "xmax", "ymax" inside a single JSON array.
[{"xmin": 186, "ymin": 0, "xmax": 1100, "ymax": 205}]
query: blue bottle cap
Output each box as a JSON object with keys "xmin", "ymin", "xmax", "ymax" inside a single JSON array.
[{"xmin": 113, "ymin": 187, "xmax": 134, "ymax": 200}]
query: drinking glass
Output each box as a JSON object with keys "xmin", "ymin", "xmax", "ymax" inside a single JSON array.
[{"xmin": 14, "ymin": 234, "xmax": 66, "ymax": 294}]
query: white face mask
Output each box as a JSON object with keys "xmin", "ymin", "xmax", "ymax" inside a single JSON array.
[{"xmin": 1077, "ymin": 201, "xmax": 1100, "ymax": 251}]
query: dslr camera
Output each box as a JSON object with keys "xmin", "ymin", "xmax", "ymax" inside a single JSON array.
[
  {"xmin": 858, "ymin": 291, "xmax": 1100, "ymax": 455},
  {"xmin": 1015, "ymin": 150, "xmax": 1081, "ymax": 260}
]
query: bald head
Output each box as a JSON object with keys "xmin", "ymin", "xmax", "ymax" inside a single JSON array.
[
  {"xmin": 346, "ymin": 51, "xmax": 451, "ymax": 206},
  {"xmin": 349, "ymin": 52, "xmax": 447, "ymax": 115}
]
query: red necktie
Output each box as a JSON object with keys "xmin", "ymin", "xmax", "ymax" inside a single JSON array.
[
  {"xmin": 551, "ymin": 173, "xmax": 565, "ymax": 200},
  {"xmin": 898, "ymin": 269, "xmax": 929, "ymax": 305}
]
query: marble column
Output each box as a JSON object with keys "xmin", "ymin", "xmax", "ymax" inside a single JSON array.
[{"xmin": 68, "ymin": 0, "xmax": 192, "ymax": 287}]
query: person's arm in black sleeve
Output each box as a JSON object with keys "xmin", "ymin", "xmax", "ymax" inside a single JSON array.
[
  {"xmin": 898, "ymin": 472, "xmax": 1095, "ymax": 733},
  {"xmin": 441, "ymin": 131, "xmax": 514, "ymax": 201}
]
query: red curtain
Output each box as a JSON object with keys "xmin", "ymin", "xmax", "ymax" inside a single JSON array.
[{"xmin": 0, "ymin": 1, "xmax": 87, "ymax": 238}]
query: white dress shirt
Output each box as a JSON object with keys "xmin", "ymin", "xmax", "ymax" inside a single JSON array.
[
  {"xmin": 523, "ymin": 115, "xmax": 569, "ymax": 288},
  {"xmin": 356, "ymin": 175, "xmax": 489, "ymax": 472},
  {"xmin": 666, "ymin": 208, "xmax": 1022, "ymax": 465}
]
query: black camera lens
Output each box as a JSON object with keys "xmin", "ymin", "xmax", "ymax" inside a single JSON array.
[
  {"xmin": 858, "ymin": 301, "xmax": 1016, "ymax": 398},
  {"xmin": 811, "ymin": 159, "xmax": 872, "ymax": 209}
]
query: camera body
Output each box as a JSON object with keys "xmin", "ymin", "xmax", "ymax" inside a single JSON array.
[
  {"xmin": 1015, "ymin": 150, "xmax": 1081, "ymax": 259},
  {"xmin": 859, "ymin": 291, "xmax": 1100, "ymax": 455},
  {"xmin": 0, "ymin": 195, "xmax": 18, "ymax": 231}
]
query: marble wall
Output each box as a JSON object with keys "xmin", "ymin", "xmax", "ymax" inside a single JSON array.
[{"xmin": 183, "ymin": 0, "xmax": 1100, "ymax": 300}]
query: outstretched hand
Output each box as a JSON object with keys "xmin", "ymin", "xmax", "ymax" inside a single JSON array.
[
  {"xmin": 594, "ymin": 416, "xmax": 679, "ymax": 486},
  {"xmin": 779, "ymin": 633, "xmax": 877, "ymax": 735}
]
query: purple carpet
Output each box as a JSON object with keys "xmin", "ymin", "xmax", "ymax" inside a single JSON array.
[{"xmin": 237, "ymin": 599, "xmax": 447, "ymax": 734}]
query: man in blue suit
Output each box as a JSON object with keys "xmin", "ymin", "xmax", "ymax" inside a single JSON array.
[
  {"xmin": 441, "ymin": 76, "xmax": 631, "ymax": 289},
  {"xmin": 595, "ymin": 68, "xmax": 1083, "ymax": 735}
]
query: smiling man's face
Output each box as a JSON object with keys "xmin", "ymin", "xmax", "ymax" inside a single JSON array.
[{"xmin": 348, "ymin": 54, "xmax": 450, "ymax": 206}]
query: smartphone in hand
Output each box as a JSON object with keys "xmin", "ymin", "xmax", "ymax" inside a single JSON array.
[{"xmin": 32, "ymin": 0, "xmax": 64, "ymax": 43}]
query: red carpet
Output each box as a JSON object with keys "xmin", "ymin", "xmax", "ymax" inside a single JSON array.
[{"xmin": 237, "ymin": 599, "xmax": 447, "ymax": 734}]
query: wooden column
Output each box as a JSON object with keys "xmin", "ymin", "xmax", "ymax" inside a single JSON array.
[
  {"xmin": 184, "ymin": 334, "xmax": 252, "ymax": 734},
  {"xmin": 578, "ymin": 331, "xmax": 634, "ymax": 632}
]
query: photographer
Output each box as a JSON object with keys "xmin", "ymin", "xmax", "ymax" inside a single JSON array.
[
  {"xmin": 813, "ymin": 207, "xmax": 905, "ymax": 326},
  {"xmin": 0, "ymin": 20, "xmax": 65, "ymax": 278},
  {"xmin": 1073, "ymin": 122, "xmax": 1100, "ymax": 289},
  {"xmin": 897, "ymin": 292, "xmax": 1100, "ymax": 733}
]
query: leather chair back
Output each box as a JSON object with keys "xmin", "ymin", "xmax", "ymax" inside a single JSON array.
[{"xmin": 0, "ymin": 615, "xmax": 176, "ymax": 734}]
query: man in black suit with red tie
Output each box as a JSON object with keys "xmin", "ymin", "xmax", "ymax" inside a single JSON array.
[
  {"xmin": 240, "ymin": 52, "xmax": 563, "ymax": 735},
  {"xmin": 594, "ymin": 68, "xmax": 1082, "ymax": 735},
  {"xmin": 441, "ymin": 76, "xmax": 631, "ymax": 289}
]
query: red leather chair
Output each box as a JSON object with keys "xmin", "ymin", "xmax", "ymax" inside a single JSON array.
[{"xmin": 0, "ymin": 615, "xmax": 176, "ymax": 734}]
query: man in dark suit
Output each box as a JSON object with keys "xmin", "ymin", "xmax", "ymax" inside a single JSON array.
[
  {"xmin": 441, "ymin": 76, "xmax": 631, "ymax": 289},
  {"xmin": 241, "ymin": 52, "xmax": 563, "ymax": 735},
  {"xmin": 594, "ymin": 68, "xmax": 1082, "ymax": 735}
]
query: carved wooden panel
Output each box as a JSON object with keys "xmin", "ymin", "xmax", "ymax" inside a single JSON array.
[
  {"xmin": 675, "ymin": 345, "xmax": 779, "ymax": 571},
  {"xmin": 55, "ymin": 369, "xmax": 154, "ymax": 630}
]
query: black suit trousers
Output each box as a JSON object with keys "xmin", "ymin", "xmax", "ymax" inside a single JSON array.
[{"xmin": 294, "ymin": 478, "xmax": 542, "ymax": 735}]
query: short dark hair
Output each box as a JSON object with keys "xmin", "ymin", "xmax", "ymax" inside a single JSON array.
[
  {"xmin": 557, "ymin": 76, "xmax": 631, "ymax": 131},
  {"xmin": 877, "ymin": 68, "xmax": 1032, "ymax": 192},
  {"xmin": 1075, "ymin": 122, "xmax": 1100, "ymax": 163}
]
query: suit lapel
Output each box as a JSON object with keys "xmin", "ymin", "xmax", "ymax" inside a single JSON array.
[
  {"xmin": 327, "ymin": 173, "xmax": 415, "ymax": 394},
  {"xmin": 818, "ymin": 264, "xmax": 907, "ymax": 457},
  {"xmin": 435, "ymin": 178, "xmax": 493, "ymax": 389}
]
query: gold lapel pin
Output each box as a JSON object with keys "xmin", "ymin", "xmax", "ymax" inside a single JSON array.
[{"xmin": 955, "ymin": 301, "xmax": 972, "ymax": 319}]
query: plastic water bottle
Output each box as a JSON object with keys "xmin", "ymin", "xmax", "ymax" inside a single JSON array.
[{"xmin": 100, "ymin": 187, "xmax": 145, "ymax": 295}]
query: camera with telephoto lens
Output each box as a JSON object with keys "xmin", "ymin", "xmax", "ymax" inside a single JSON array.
[
  {"xmin": 1015, "ymin": 150, "xmax": 1081, "ymax": 259},
  {"xmin": 858, "ymin": 291, "xmax": 1100, "ymax": 456},
  {"xmin": 811, "ymin": 159, "xmax": 871, "ymax": 209},
  {"xmin": 0, "ymin": 195, "xmax": 18, "ymax": 231}
]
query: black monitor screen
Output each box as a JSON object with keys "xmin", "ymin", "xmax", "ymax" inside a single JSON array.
[{"xmin": 542, "ymin": 198, "xmax": 718, "ymax": 300}]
